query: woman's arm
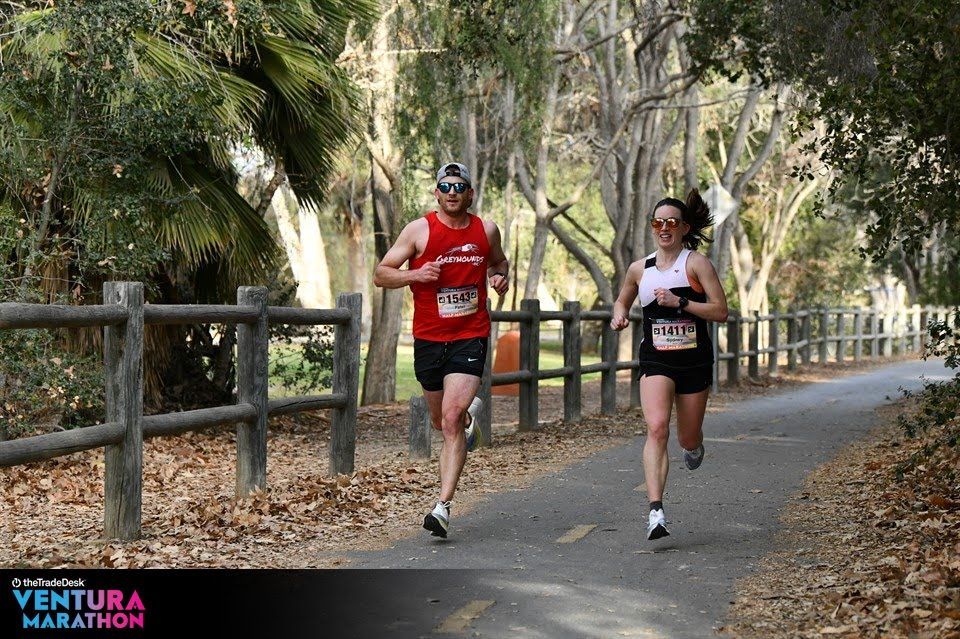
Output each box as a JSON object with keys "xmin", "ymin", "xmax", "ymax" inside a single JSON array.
[{"xmin": 611, "ymin": 261, "xmax": 643, "ymax": 330}]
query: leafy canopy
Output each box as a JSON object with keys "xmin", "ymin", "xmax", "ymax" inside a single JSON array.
[{"xmin": 687, "ymin": 0, "xmax": 960, "ymax": 258}]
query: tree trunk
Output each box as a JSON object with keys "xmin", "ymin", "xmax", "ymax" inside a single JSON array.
[
  {"xmin": 363, "ymin": 286, "xmax": 403, "ymax": 404},
  {"xmin": 273, "ymin": 185, "xmax": 332, "ymax": 308},
  {"xmin": 683, "ymin": 83, "xmax": 700, "ymax": 192},
  {"xmin": 344, "ymin": 218, "xmax": 371, "ymax": 338},
  {"xmin": 361, "ymin": 9, "xmax": 404, "ymax": 405},
  {"xmin": 362, "ymin": 157, "xmax": 403, "ymax": 405},
  {"xmin": 524, "ymin": 218, "xmax": 550, "ymax": 300},
  {"xmin": 459, "ymin": 93, "xmax": 479, "ymax": 202}
]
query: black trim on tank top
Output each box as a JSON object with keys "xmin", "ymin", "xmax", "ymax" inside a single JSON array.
[{"xmin": 644, "ymin": 256, "xmax": 656, "ymax": 269}]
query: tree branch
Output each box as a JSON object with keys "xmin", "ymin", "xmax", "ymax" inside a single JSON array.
[
  {"xmin": 632, "ymin": 13, "xmax": 684, "ymax": 66},
  {"xmin": 732, "ymin": 85, "xmax": 791, "ymax": 199},
  {"xmin": 548, "ymin": 218, "xmax": 614, "ymax": 303},
  {"xmin": 558, "ymin": 211, "xmax": 613, "ymax": 259},
  {"xmin": 556, "ymin": 17, "xmax": 642, "ymax": 62},
  {"xmin": 722, "ymin": 84, "xmax": 762, "ymax": 187},
  {"xmin": 255, "ymin": 162, "xmax": 286, "ymax": 217}
]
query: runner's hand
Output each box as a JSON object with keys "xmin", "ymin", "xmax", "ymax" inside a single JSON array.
[
  {"xmin": 654, "ymin": 287, "xmax": 679, "ymax": 308},
  {"xmin": 412, "ymin": 262, "xmax": 441, "ymax": 283},
  {"xmin": 610, "ymin": 313, "xmax": 629, "ymax": 331},
  {"xmin": 489, "ymin": 273, "xmax": 509, "ymax": 295}
]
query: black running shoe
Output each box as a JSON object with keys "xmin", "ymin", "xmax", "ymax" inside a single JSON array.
[
  {"xmin": 683, "ymin": 443, "xmax": 705, "ymax": 470},
  {"xmin": 646, "ymin": 508, "xmax": 670, "ymax": 540},
  {"xmin": 423, "ymin": 501, "xmax": 450, "ymax": 538}
]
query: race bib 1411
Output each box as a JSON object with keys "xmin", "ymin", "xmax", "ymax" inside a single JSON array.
[{"xmin": 652, "ymin": 318, "xmax": 697, "ymax": 350}]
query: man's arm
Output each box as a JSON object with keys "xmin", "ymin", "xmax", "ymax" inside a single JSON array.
[
  {"xmin": 484, "ymin": 220, "xmax": 509, "ymax": 295},
  {"xmin": 373, "ymin": 219, "xmax": 439, "ymax": 289}
]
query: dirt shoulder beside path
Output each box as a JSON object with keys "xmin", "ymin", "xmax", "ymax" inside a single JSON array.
[
  {"xmin": 0, "ymin": 354, "xmax": 920, "ymax": 569},
  {"xmin": 720, "ymin": 400, "xmax": 960, "ymax": 638}
]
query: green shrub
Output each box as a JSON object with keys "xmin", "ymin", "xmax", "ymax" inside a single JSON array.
[
  {"xmin": 0, "ymin": 329, "xmax": 104, "ymax": 439},
  {"xmin": 895, "ymin": 308, "xmax": 960, "ymax": 478},
  {"xmin": 268, "ymin": 323, "xmax": 334, "ymax": 396}
]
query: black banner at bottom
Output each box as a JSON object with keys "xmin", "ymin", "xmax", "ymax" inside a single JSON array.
[{"xmin": 0, "ymin": 569, "xmax": 493, "ymax": 638}]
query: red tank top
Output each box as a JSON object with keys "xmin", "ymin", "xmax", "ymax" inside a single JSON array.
[{"xmin": 410, "ymin": 211, "xmax": 491, "ymax": 341}]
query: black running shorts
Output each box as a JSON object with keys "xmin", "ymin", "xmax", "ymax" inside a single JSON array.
[
  {"xmin": 638, "ymin": 362, "xmax": 712, "ymax": 395},
  {"xmin": 413, "ymin": 337, "xmax": 488, "ymax": 392}
]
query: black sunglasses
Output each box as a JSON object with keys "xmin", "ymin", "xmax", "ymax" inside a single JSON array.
[{"xmin": 437, "ymin": 182, "xmax": 469, "ymax": 194}]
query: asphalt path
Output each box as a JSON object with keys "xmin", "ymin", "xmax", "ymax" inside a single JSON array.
[{"xmin": 305, "ymin": 359, "xmax": 947, "ymax": 638}]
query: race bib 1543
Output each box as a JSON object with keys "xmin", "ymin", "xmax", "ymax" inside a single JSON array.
[{"xmin": 437, "ymin": 285, "xmax": 479, "ymax": 318}]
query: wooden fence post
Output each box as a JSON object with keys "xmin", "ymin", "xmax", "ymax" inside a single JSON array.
[
  {"xmin": 103, "ymin": 281, "xmax": 144, "ymax": 541},
  {"xmin": 920, "ymin": 306, "xmax": 931, "ymax": 350},
  {"xmin": 236, "ymin": 286, "xmax": 269, "ymax": 495},
  {"xmin": 712, "ymin": 322, "xmax": 720, "ymax": 393},
  {"xmin": 819, "ymin": 307, "xmax": 829, "ymax": 364},
  {"xmin": 801, "ymin": 310, "xmax": 812, "ymax": 365},
  {"xmin": 787, "ymin": 311, "xmax": 798, "ymax": 372},
  {"xmin": 475, "ymin": 300, "xmax": 494, "ymax": 446},
  {"xmin": 748, "ymin": 311, "xmax": 759, "ymax": 379},
  {"xmin": 870, "ymin": 309, "xmax": 879, "ymax": 358},
  {"xmin": 897, "ymin": 308, "xmax": 907, "ymax": 354},
  {"xmin": 882, "ymin": 313, "xmax": 893, "ymax": 357},
  {"xmin": 769, "ymin": 310, "xmax": 780, "ymax": 375},
  {"xmin": 910, "ymin": 304, "xmax": 921, "ymax": 353},
  {"xmin": 836, "ymin": 310, "xmax": 846, "ymax": 363},
  {"xmin": 853, "ymin": 309, "xmax": 863, "ymax": 362},
  {"xmin": 330, "ymin": 292, "xmax": 361, "ymax": 475},
  {"xmin": 563, "ymin": 301, "xmax": 582, "ymax": 423},
  {"xmin": 726, "ymin": 313, "xmax": 740, "ymax": 385},
  {"xmin": 519, "ymin": 299, "xmax": 540, "ymax": 431},
  {"xmin": 600, "ymin": 305, "xmax": 618, "ymax": 415},
  {"xmin": 408, "ymin": 396, "xmax": 431, "ymax": 459},
  {"xmin": 630, "ymin": 312, "xmax": 642, "ymax": 409}
]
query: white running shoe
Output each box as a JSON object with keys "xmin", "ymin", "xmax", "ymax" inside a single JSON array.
[
  {"xmin": 464, "ymin": 397, "xmax": 484, "ymax": 452},
  {"xmin": 646, "ymin": 508, "xmax": 670, "ymax": 541},
  {"xmin": 683, "ymin": 443, "xmax": 705, "ymax": 470},
  {"xmin": 423, "ymin": 500, "xmax": 450, "ymax": 538}
]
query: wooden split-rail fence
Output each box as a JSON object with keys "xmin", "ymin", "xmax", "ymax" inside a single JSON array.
[
  {"xmin": 0, "ymin": 282, "xmax": 952, "ymax": 539},
  {"xmin": 0, "ymin": 283, "xmax": 360, "ymax": 540},
  {"xmin": 408, "ymin": 301, "xmax": 955, "ymax": 455}
]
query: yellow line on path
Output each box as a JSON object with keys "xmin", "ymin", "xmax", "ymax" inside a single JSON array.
[
  {"xmin": 435, "ymin": 599, "xmax": 495, "ymax": 634},
  {"xmin": 555, "ymin": 524, "xmax": 597, "ymax": 544}
]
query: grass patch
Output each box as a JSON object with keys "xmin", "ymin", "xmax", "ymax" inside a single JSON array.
[{"xmin": 269, "ymin": 342, "xmax": 602, "ymax": 400}]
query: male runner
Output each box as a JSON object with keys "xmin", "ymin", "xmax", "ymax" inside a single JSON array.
[{"xmin": 373, "ymin": 162, "xmax": 509, "ymax": 538}]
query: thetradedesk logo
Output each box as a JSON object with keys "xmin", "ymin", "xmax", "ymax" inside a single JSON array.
[{"xmin": 10, "ymin": 577, "xmax": 145, "ymax": 630}]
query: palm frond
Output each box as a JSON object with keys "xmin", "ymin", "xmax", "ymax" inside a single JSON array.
[{"xmin": 153, "ymin": 157, "xmax": 279, "ymax": 286}]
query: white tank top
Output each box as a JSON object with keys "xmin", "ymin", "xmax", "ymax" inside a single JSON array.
[{"xmin": 639, "ymin": 249, "xmax": 693, "ymax": 306}]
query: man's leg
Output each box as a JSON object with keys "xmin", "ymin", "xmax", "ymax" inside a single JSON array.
[
  {"xmin": 438, "ymin": 372, "xmax": 482, "ymax": 502},
  {"xmin": 640, "ymin": 374, "xmax": 675, "ymax": 502},
  {"xmin": 422, "ymin": 388, "xmax": 445, "ymax": 478}
]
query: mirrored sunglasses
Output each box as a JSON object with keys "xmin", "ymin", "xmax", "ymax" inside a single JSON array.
[
  {"xmin": 651, "ymin": 217, "xmax": 682, "ymax": 230},
  {"xmin": 438, "ymin": 182, "xmax": 469, "ymax": 194}
]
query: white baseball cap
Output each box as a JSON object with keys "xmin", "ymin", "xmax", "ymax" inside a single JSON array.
[{"xmin": 436, "ymin": 162, "xmax": 471, "ymax": 186}]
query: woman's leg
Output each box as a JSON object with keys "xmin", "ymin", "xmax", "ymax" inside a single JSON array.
[
  {"xmin": 640, "ymin": 374, "xmax": 675, "ymax": 501},
  {"xmin": 675, "ymin": 387, "xmax": 709, "ymax": 452}
]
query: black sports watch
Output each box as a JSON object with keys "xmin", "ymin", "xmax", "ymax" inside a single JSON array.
[{"xmin": 677, "ymin": 297, "xmax": 689, "ymax": 315}]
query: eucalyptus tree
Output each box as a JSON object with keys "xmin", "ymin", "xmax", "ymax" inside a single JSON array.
[
  {"xmin": 350, "ymin": 0, "xmax": 553, "ymax": 404},
  {"xmin": 691, "ymin": 0, "xmax": 960, "ymax": 262},
  {"xmin": 504, "ymin": 0, "xmax": 723, "ymax": 305},
  {"xmin": 700, "ymin": 95, "xmax": 830, "ymax": 315},
  {"xmin": 700, "ymin": 81, "xmax": 792, "ymax": 300}
]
